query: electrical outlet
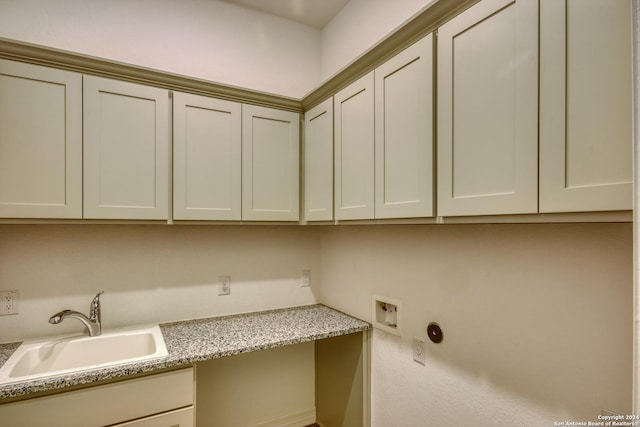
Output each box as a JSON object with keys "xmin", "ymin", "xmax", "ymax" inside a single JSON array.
[
  {"xmin": 218, "ymin": 276, "xmax": 231, "ymax": 296},
  {"xmin": 413, "ymin": 336, "xmax": 426, "ymax": 365},
  {"xmin": 0, "ymin": 290, "xmax": 19, "ymax": 315},
  {"xmin": 300, "ymin": 270, "xmax": 311, "ymax": 287}
]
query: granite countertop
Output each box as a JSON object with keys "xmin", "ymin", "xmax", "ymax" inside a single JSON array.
[{"xmin": 0, "ymin": 304, "xmax": 370, "ymax": 401}]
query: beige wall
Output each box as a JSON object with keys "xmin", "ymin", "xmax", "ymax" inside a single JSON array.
[
  {"xmin": 318, "ymin": 223, "xmax": 633, "ymax": 426},
  {"xmin": 197, "ymin": 342, "xmax": 316, "ymax": 427},
  {"xmin": 0, "ymin": 222, "xmax": 633, "ymax": 426},
  {"xmin": 0, "ymin": 225, "xmax": 320, "ymax": 343},
  {"xmin": 319, "ymin": 0, "xmax": 434, "ymax": 81},
  {"xmin": 0, "ymin": 0, "xmax": 321, "ymax": 98},
  {"xmin": 0, "ymin": 0, "xmax": 438, "ymax": 98}
]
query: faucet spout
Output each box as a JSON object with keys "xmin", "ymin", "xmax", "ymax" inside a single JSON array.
[{"xmin": 48, "ymin": 291, "xmax": 104, "ymax": 337}]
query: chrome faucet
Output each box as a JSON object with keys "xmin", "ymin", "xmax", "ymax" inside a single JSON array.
[{"xmin": 48, "ymin": 291, "xmax": 104, "ymax": 337}]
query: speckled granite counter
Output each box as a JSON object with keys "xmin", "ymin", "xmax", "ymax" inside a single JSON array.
[{"xmin": 0, "ymin": 304, "xmax": 370, "ymax": 401}]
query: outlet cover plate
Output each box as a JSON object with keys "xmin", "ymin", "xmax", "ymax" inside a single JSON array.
[
  {"xmin": 413, "ymin": 337, "xmax": 426, "ymax": 365},
  {"xmin": 0, "ymin": 290, "xmax": 19, "ymax": 315},
  {"xmin": 300, "ymin": 270, "xmax": 311, "ymax": 287},
  {"xmin": 218, "ymin": 276, "xmax": 231, "ymax": 296}
]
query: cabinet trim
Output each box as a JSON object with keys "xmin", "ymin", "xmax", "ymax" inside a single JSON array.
[
  {"xmin": 0, "ymin": 0, "xmax": 481, "ymax": 115},
  {"xmin": 302, "ymin": 0, "xmax": 480, "ymax": 111},
  {"xmin": 0, "ymin": 37, "xmax": 302, "ymax": 113}
]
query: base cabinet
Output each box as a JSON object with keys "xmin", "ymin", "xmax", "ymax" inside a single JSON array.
[{"xmin": 0, "ymin": 368, "xmax": 194, "ymax": 427}]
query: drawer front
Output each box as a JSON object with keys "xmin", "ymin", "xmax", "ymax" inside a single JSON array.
[
  {"xmin": 0, "ymin": 368, "xmax": 194, "ymax": 427},
  {"xmin": 112, "ymin": 407, "xmax": 194, "ymax": 427}
]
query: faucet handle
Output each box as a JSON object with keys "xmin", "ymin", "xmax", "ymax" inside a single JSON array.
[{"xmin": 89, "ymin": 291, "xmax": 104, "ymax": 323}]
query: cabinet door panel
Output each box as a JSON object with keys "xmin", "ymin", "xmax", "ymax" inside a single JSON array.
[
  {"xmin": 539, "ymin": 0, "xmax": 632, "ymax": 212},
  {"xmin": 375, "ymin": 34, "xmax": 433, "ymax": 219},
  {"xmin": 437, "ymin": 0, "xmax": 538, "ymax": 216},
  {"xmin": 242, "ymin": 105, "xmax": 299, "ymax": 221},
  {"xmin": 173, "ymin": 92, "xmax": 241, "ymax": 220},
  {"xmin": 0, "ymin": 60, "xmax": 82, "ymax": 218},
  {"xmin": 83, "ymin": 76, "xmax": 169, "ymax": 220},
  {"xmin": 334, "ymin": 72, "xmax": 375, "ymax": 220},
  {"xmin": 304, "ymin": 98, "xmax": 334, "ymax": 221}
]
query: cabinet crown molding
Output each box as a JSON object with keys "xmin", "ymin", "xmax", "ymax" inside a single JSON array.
[{"xmin": 0, "ymin": 0, "xmax": 480, "ymax": 113}]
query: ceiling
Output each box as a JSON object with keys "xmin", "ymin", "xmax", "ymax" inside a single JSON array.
[{"xmin": 219, "ymin": 0, "xmax": 350, "ymax": 29}]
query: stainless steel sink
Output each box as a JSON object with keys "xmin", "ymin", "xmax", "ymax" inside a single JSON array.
[{"xmin": 0, "ymin": 325, "xmax": 168, "ymax": 385}]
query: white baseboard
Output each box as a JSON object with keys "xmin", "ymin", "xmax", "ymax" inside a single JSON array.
[{"xmin": 251, "ymin": 407, "xmax": 316, "ymax": 427}]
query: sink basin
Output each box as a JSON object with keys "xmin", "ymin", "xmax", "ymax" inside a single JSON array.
[{"xmin": 0, "ymin": 325, "xmax": 168, "ymax": 385}]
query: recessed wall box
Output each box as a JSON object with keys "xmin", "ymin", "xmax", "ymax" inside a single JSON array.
[{"xmin": 372, "ymin": 295, "xmax": 402, "ymax": 336}]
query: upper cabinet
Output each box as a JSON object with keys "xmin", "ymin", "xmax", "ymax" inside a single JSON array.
[
  {"xmin": 0, "ymin": 60, "xmax": 82, "ymax": 219},
  {"xmin": 334, "ymin": 72, "xmax": 375, "ymax": 220},
  {"xmin": 304, "ymin": 98, "xmax": 334, "ymax": 222},
  {"xmin": 1, "ymin": 0, "xmax": 633, "ymax": 224},
  {"xmin": 332, "ymin": 33, "xmax": 435, "ymax": 222},
  {"xmin": 83, "ymin": 76, "xmax": 170, "ymax": 220},
  {"xmin": 242, "ymin": 105, "xmax": 300, "ymax": 221},
  {"xmin": 334, "ymin": 34, "xmax": 434, "ymax": 220},
  {"xmin": 437, "ymin": 0, "xmax": 539, "ymax": 217},
  {"xmin": 173, "ymin": 92, "xmax": 242, "ymax": 221},
  {"xmin": 375, "ymin": 34, "xmax": 434, "ymax": 219},
  {"xmin": 539, "ymin": 0, "xmax": 632, "ymax": 212},
  {"xmin": 175, "ymin": 97, "xmax": 299, "ymax": 222}
]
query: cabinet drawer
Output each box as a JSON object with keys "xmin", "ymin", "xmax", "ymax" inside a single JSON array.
[
  {"xmin": 0, "ymin": 368, "xmax": 194, "ymax": 427},
  {"xmin": 112, "ymin": 407, "xmax": 193, "ymax": 427}
]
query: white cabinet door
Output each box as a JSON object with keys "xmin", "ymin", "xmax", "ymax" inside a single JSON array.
[
  {"xmin": 0, "ymin": 59, "xmax": 82, "ymax": 219},
  {"xmin": 334, "ymin": 72, "xmax": 375, "ymax": 220},
  {"xmin": 539, "ymin": 0, "xmax": 632, "ymax": 212},
  {"xmin": 173, "ymin": 92, "xmax": 241, "ymax": 220},
  {"xmin": 304, "ymin": 98, "xmax": 334, "ymax": 221},
  {"xmin": 242, "ymin": 105, "xmax": 299, "ymax": 221},
  {"xmin": 83, "ymin": 76, "xmax": 169, "ymax": 220},
  {"xmin": 375, "ymin": 34, "xmax": 433, "ymax": 219},
  {"xmin": 437, "ymin": 0, "xmax": 538, "ymax": 217}
]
